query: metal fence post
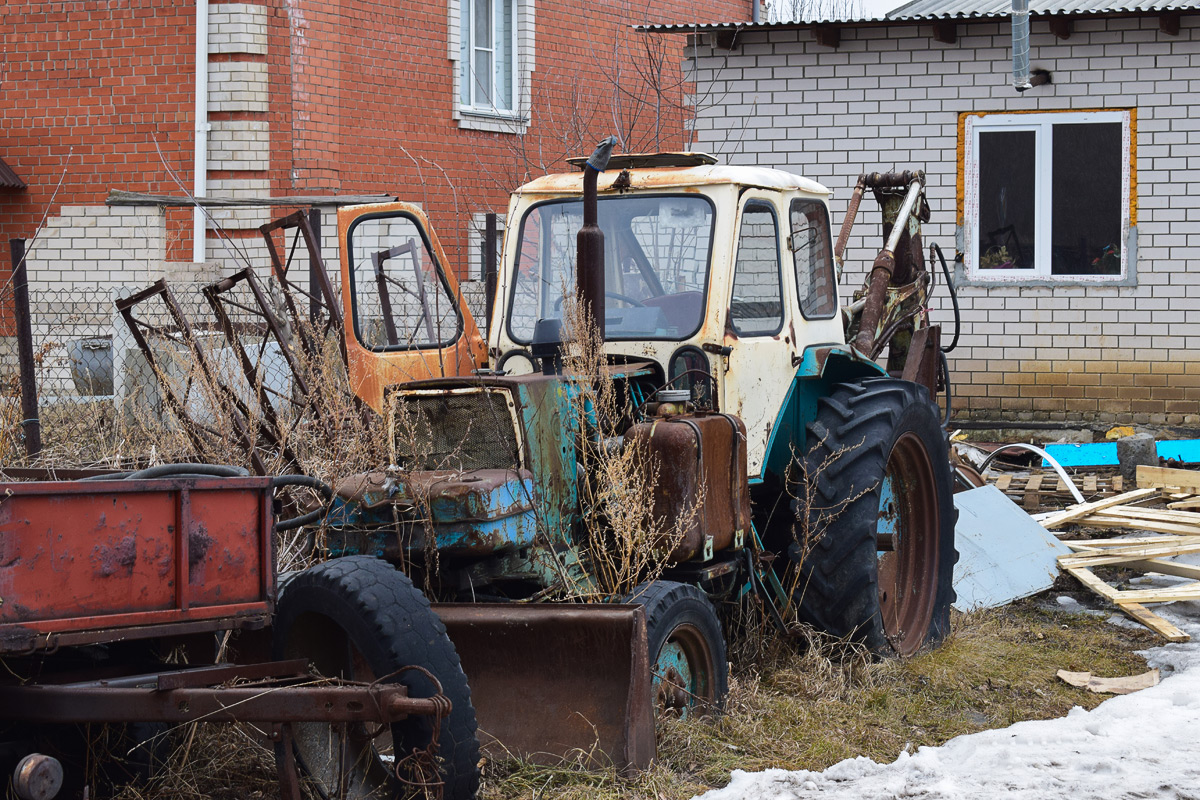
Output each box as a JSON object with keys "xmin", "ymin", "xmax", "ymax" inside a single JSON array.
[
  {"xmin": 307, "ymin": 208, "xmax": 321, "ymax": 326},
  {"xmin": 10, "ymin": 238, "xmax": 41, "ymax": 457}
]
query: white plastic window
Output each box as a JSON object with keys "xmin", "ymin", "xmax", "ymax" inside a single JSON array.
[
  {"xmin": 460, "ymin": 0, "xmax": 516, "ymax": 113},
  {"xmin": 963, "ymin": 110, "xmax": 1132, "ymax": 282}
]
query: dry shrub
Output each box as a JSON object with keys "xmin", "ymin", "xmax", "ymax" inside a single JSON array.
[{"xmin": 556, "ymin": 294, "xmax": 700, "ymax": 600}]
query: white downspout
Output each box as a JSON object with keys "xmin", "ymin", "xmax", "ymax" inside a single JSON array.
[{"xmin": 193, "ymin": 0, "xmax": 210, "ymax": 262}]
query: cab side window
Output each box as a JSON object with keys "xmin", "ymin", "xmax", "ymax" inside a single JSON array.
[
  {"xmin": 790, "ymin": 199, "xmax": 837, "ymax": 319},
  {"xmin": 730, "ymin": 201, "xmax": 784, "ymax": 336}
]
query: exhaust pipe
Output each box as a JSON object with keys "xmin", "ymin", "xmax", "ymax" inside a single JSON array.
[{"xmin": 577, "ymin": 136, "xmax": 618, "ymax": 341}]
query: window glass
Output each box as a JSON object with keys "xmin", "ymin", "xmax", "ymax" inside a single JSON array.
[
  {"xmin": 730, "ymin": 202, "xmax": 783, "ymax": 336},
  {"xmin": 509, "ymin": 195, "xmax": 713, "ymax": 342},
  {"xmin": 789, "ymin": 199, "xmax": 837, "ymax": 319},
  {"xmin": 349, "ymin": 215, "xmax": 460, "ymax": 351},
  {"xmin": 461, "ymin": 0, "xmax": 513, "ymax": 111},
  {"xmin": 1052, "ymin": 122, "xmax": 1122, "ymax": 275},
  {"xmin": 978, "ymin": 129, "xmax": 1037, "ymax": 270}
]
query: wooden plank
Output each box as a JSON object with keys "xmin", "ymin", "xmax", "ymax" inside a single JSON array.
[
  {"xmin": 1168, "ymin": 498, "xmax": 1200, "ymax": 511},
  {"xmin": 1116, "ymin": 602, "xmax": 1190, "ymax": 642},
  {"xmin": 1099, "ymin": 506, "xmax": 1200, "ymax": 526},
  {"xmin": 1066, "ymin": 536, "xmax": 1184, "ymax": 549},
  {"xmin": 1081, "ymin": 516, "xmax": 1200, "ymax": 537},
  {"xmin": 1083, "ymin": 475, "xmax": 1098, "ymax": 494},
  {"xmin": 1124, "ymin": 559, "xmax": 1200, "ymax": 581},
  {"xmin": 1055, "ymin": 477, "xmax": 1067, "ymax": 493},
  {"xmin": 1066, "ymin": 566, "xmax": 1121, "ymax": 601},
  {"xmin": 1109, "ymin": 584, "xmax": 1200, "ymax": 604},
  {"xmin": 1112, "ymin": 475, "xmax": 1124, "ymax": 492},
  {"xmin": 1058, "ymin": 539, "xmax": 1200, "ymax": 569},
  {"xmin": 1041, "ymin": 488, "xmax": 1158, "ymax": 529},
  {"xmin": 995, "ymin": 474, "xmax": 1012, "ymax": 492},
  {"xmin": 1137, "ymin": 465, "xmax": 1200, "ymax": 493},
  {"xmin": 1024, "ymin": 474, "xmax": 1043, "ymax": 511}
]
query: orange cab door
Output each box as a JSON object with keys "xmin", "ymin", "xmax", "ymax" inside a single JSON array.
[{"xmin": 338, "ymin": 202, "xmax": 488, "ymax": 411}]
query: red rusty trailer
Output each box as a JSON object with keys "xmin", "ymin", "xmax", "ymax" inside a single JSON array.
[{"xmin": 0, "ymin": 473, "xmax": 455, "ymax": 800}]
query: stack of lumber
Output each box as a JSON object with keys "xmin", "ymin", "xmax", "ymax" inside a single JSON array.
[
  {"xmin": 992, "ymin": 469, "xmax": 1124, "ymax": 511},
  {"xmin": 1042, "ymin": 466, "xmax": 1200, "ymax": 643}
]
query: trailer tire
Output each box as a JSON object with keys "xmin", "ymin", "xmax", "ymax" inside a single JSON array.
[
  {"xmin": 273, "ymin": 556, "xmax": 479, "ymax": 800},
  {"xmin": 627, "ymin": 581, "xmax": 728, "ymax": 716},
  {"xmin": 792, "ymin": 378, "xmax": 957, "ymax": 657}
]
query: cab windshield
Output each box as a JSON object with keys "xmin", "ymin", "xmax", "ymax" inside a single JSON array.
[{"xmin": 508, "ymin": 194, "xmax": 714, "ymax": 342}]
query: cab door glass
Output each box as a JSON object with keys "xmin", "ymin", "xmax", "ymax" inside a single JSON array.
[
  {"xmin": 730, "ymin": 201, "xmax": 784, "ymax": 336},
  {"xmin": 349, "ymin": 214, "xmax": 461, "ymax": 351},
  {"xmin": 789, "ymin": 199, "xmax": 837, "ymax": 320}
]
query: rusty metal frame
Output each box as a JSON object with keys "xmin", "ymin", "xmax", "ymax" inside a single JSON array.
[
  {"xmin": 204, "ymin": 267, "xmax": 349, "ymax": 450},
  {"xmin": 371, "ymin": 238, "xmax": 435, "ymax": 346},
  {"xmin": 115, "ymin": 280, "xmax": 270, "ymax": 474},
  {"xmin": 0, "ymin": 476, "xmax": 276, "ymax": 654},
  {"xmin": 258, "ymin": 210, "xmax": 346, "ymax": 366}
]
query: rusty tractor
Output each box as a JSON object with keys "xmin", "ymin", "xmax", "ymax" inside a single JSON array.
[{"xmin": 265, "ymin": 139, "xmax": 962, "ymax": 796}]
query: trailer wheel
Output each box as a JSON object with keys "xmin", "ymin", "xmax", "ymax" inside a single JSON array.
[
  {"xmin": 792, "ymin": 378, "xmax": 957, "ymax": 657},
  {"xmin": 627, "ymin": 581, "xmax": 728, "ymax": 717},
  {"xmin": 273, "ymin": 556, "xmax": 479, "ymax": 800}
]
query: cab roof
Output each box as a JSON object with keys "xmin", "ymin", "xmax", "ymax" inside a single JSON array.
[{"xmin": 515, "ymin": 154, "xmax": 831, "ymax": 197}]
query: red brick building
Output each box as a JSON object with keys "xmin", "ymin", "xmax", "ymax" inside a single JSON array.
[{"xmin": 0, "ymin": 0, "xmax": 751, "ymax": 291}]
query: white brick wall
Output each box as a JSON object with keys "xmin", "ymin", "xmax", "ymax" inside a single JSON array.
[
  {"xmin": 686, "ymin": 15, "xmax": 1200, "ymax": 425},
  {"xmin": 209, "ymin": 119, "xmax": 270, "ymax": 172},
  {"xmin": 210, "ymin": 3, "xmax": 268, "ymax": 55},
  {"xmin": 208, "ymin": 60, "xmax": 268, "ymax": 113}
]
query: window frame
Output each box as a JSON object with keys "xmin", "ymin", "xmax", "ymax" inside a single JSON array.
[
  {"xmin": 729, "ymin": 198, "xmax": 786, "ymax": 338},
  {"xmin": 450, "ymin": 0, "xmax": 531, "ymax": 133},
  {"xmin": 788, "ymin": 197, "xmax": 838, "ymax": 321},
  {"xmin": 962, "ymin": 109, "xmax": 1135, "ymax": 285},
  {"xmin": 346, "ymin": 210, "xmax": 465, "ymax": 354},
  {"xmin": 504, "ymin": 193, "xmax": 717, "ymax": 345}
]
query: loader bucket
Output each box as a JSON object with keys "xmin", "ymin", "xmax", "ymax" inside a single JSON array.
[{"xmin": 432, "ymin": 603, "xmax": 655, "ymax": 771}]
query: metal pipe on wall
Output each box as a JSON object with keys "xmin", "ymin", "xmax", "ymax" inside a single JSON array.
[
  {"xmin": 1012, "ymin": 0, "xmax": 1032, "ymax": 91},
  {"xmin": 193, "ymin": 0, "xmax": 210, "ymax": 262}
]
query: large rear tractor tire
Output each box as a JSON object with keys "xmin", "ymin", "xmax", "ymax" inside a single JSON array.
[
  {"xmin": 273, "ymin": 556, "xmax": 480, "ymax": 800},
  {"xmin": 627, "ymin": 581, "xmax": 728, "ymax": 717},
  {"xmin": 791, "ymin": 378, "xmax": 957, "ymax": 657}
]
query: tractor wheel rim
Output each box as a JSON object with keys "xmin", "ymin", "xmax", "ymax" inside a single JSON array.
[
  {"xmin": 876, "ymin": 431, "xmax": 940, "ymax": 657},
  {"xmin": 652, "ymin": 624, "xmax": 714, "ymax": 717}
]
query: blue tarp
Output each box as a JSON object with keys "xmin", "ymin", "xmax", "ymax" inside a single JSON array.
[{"xmin": 1042, "ymin": 440, "xmax": 1200, "ymax": 468}]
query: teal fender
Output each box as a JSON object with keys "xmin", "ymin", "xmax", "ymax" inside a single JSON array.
[{"xmin": 759, "ymin": 344, "xmax": 887, "ymax": 482}]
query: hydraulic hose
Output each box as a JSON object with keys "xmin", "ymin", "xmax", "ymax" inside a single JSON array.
[
  {"xmin": 272, "ymin": 474, "xmax": 334, "ymax": 532},
  {"xmin": 930, "ymin": 243, "xmax": 960, "ymax": 353}
]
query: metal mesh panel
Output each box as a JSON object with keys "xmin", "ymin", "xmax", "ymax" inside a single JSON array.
[{"xmin": 393, "ymin": 389, "xmax": 520, "ymax": 471}]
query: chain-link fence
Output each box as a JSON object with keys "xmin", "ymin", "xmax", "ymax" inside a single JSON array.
[{"xmin": 1, "ymin": 256, "xmax": 371, "ymax": 475}]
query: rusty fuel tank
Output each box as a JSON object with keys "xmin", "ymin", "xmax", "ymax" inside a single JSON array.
[{"xmin": 626, "ymin": 410, "xmax": 751, "ymax": 562}]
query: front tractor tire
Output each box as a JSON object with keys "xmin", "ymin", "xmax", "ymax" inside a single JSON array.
[
  {"xmin": 627, "ymin": 581, "xmax": 728, "ymax": 717},
  {"xmin": 273, "ymin": 556, "xmax": 480, "ymax": 800},
  {"xmin": 792, "ymin": 378, "xmax": 957, "ymax": 657}
]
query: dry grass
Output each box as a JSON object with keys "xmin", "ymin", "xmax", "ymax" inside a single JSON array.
[{"xmin": 475, "ymin": 600, "xmax": 1156, "ymax": 800}]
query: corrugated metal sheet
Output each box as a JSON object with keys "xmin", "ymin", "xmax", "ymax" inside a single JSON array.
[
  {"xmin": 0, "ymin": 157, "xmax": 26, "ymax": 190},
  {"xmin": 638, "ymin": 0, "xmax": 1192, "ymax": 31},
  {"xmin": 887, "ymin": 0, "xmax": 1193, "ymax": 21}
]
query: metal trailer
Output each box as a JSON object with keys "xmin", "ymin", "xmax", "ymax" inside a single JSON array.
[{"xmin": 0, "ymin": 474, "xmax": 452, "ymax": 800}]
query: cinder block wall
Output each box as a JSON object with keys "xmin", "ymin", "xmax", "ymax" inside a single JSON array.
[{"xmin": 686, "ymin": 16, "xmax": 1200, "ymax": 426}]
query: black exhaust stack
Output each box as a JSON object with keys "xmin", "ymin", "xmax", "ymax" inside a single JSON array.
[{"xmin": 577, "ymin": 136, "xmax": 618, "ymax": 341}]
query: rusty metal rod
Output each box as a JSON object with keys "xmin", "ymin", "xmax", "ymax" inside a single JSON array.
[
  {"xmin": 852, "ymin": 177, "xmax": 925, "ymax": 356},
  {"xmin": 833, "ymin": 175, "xmax": 866, "ymax": 274},
  {"xmin": 0, "ymin": 684, "xmax": 442, "ymax": 724}
]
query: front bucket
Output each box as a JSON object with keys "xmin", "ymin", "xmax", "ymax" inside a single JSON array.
[{"xmin": 432, "ymin": 603, "xmax": 655, "ymax": 771}]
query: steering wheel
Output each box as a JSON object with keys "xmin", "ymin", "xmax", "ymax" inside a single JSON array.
[{"xmin": 554, "ymin": 291, "xmax": 646, "ymax": 311}]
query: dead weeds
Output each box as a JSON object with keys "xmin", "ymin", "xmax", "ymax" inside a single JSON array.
[{"xmin": 477, "ymin": 600, "xmax": 1157, "ymax": 800}]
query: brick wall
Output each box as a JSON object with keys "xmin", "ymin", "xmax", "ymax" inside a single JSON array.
[{"xmin": 686, "ymin": 15, "xmax": 1200, "ymax": 426}]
